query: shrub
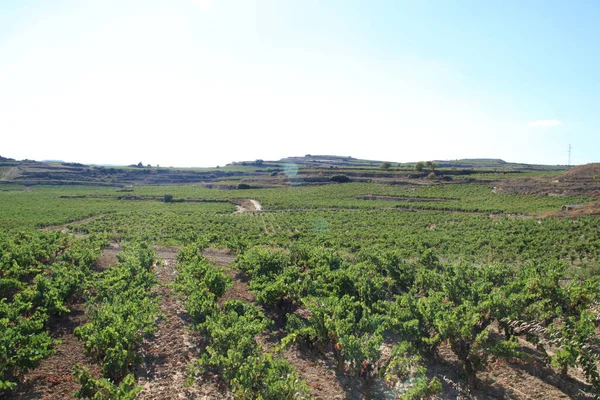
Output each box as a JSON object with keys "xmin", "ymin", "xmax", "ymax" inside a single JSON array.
[{"xmin": 330, "ymin": 175, "xmax": 351, "ymax": 183}]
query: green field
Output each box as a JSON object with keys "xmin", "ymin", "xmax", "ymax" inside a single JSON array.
[{"xmin": 1, "ymin": 174, "xmax": 600, "ymax": 399}]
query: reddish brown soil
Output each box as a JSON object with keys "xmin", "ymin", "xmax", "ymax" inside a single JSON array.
[
  {"xmin": 4, "ymin": 243, "xmax": 125, "ymax": 399},
  {"xmin": 539, "ymin": 202, "xmax": 600, "ymax": 218},
  {"xmin": 496, "ymin": 176, "xmax": 600, "ymax": 199},
  {"xmin": 135, "ymin": 247, "xmax": 233, "ymax": 400},
  {"xmin": 434, "ymin": 335, "xmax": 595, "ymax": 400},
  {"xmin": 94, "ymin": 241, "xmax": 122, "ymax": 271},
  {"xmin": 282, "ymin": 347, "xmax": 348, "ymax": 399},
  {"xmin": 562, "ymin": 164, "xmax": 600, "ymax": 180},
  {"xmin": 6, "ymin": 302, "xmax": 100, "ymax": 400}
]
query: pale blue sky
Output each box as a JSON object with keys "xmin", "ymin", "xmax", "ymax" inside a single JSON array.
[{"xmin": 1, "ymin": 0, "xmax": 598, "ymax": 166}]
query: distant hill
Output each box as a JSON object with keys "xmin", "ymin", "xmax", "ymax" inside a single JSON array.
[
  {"xmin": 0, "ymin": 154, "xmax": 576, "ymax": 188},
  {"xmin": 560, "ymin": 163, "xmax": 600, "ymax": 181},
  {"xmin": 276, "ymin": 155, "xmax": 383, "ymax": 168},
  {"xmin": 426, "ymin": 159, "xmax": 568, "ymax": 171}
]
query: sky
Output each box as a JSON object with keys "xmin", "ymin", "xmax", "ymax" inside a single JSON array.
[{"xmin": 1, "ymin": 0, "xmax": 599, "ymax": 167}]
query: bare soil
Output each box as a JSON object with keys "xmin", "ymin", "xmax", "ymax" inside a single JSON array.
[
  {"xmin": 539, "ymin": 202, "xmax": 600, "ymax": 218},
  {"xmin": 231, "ymin": 199, "xmax": 262, "ymax": 213},
  {"xmin": 496, "ymin": 176, "xmax": 600, "ymax": 199},
  {"xmin": 94, "ymin": 241, "xmax": 122, "ymax": 271},
  {"xmin": 435, "ymin": 333, "xmax": 595, "ymax": 400},
  {"xmin": 561, "ymin": 164, "xmax": 600, "ymax": 180},
  {"xmin": 40, "ymin": 214, "xmax": 106, "ymax": 232},
  {"xmin": 5, "ymin": 301, "xmax": 100, "ymax": 400},
  {"xmin": 135, "ymin": 247, "xmax": 233, "ymax": 400}
]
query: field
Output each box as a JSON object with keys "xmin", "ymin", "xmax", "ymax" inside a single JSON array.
[{"xmin": 1, "ymin": 158, "xmax": 600, "ymax": 399}]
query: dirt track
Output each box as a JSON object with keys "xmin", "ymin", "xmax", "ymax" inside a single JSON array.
[
  {"xmin": 40, "ymin": 214, "xmax": 106, "ymax": 232},
  {"xmin": 136, "ymin": 247, "xmax": 231, "ymax": 399},
  {"xmin": 232, "ymin": 199, "xmax": 262, "ymax": 213}
]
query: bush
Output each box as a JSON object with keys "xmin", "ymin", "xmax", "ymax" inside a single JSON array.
[
  {"xmin": 73, "ymin": 366, "xmax": 141, "ymax": 399},
  {"xmin": 237, "ymin": 183, "xmax": 251, "ymax": 190},
  {"xmin": 330, "ymin": 175, "xmax": 351, "ymax": 183}
]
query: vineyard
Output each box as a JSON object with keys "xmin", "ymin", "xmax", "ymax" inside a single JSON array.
[{"xmin": 2, "ymin": 166, "xmax": 600, "ymax": 399}]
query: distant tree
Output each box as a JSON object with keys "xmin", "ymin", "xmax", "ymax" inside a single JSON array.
[
  {"xmin": 380, "ymin": 162, "xmax": 392, "ymax": 170},
  {"xmin": 425, "ymin": 161, "xmax": 437, "ymax": 172},
  {"xmin": 137, "ymin": 162, "xmax": 143, "ymax": 168},
  {"xmin": 255, "ymin": 159, "xmax": 264, "ymax": 166},
  {"xmin": 164, "ymin": 194, "xmax": 173, "ymax": 203},
  {"xmin": 237, "ymin": 183, "xmax": 251, "ymax": 189},
  {"xmin": 330, "ymin": 175, "xmax": 351, "ymax": 183},
  {"xmin": 415, "ymin": 161, "xmax": 425, "ymax": 172}
]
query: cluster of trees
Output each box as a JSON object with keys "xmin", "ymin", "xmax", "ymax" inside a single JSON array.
[
  {"xmin": 128, "ymin": 162, "xmax": 153, "ymax": 168},
  {"xmin": 379, "ymin": 161, "xmax": 438, "ymax": 173},
  {"xmin": 414, "ymin": 161, "xmax": 437, "ymax": 172}
]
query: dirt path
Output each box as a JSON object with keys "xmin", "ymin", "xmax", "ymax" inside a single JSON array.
[
  {"xmin": 40, "ymin": 214, "xmax": 106, "ymax": 232},
  {"xmin": 135, "ymin": 247, "xmax": 231, "ymax": 400},
  {"xmin": 249, "ymin": 199, "xmax": 262, "ymax": 211},
  {"xmin": 94, "ymin": 241, "xmax": 121, "ymax": 270},
  {"xmin": 232, "ymin": 199, "xmax": 263, "ymax": 213}
]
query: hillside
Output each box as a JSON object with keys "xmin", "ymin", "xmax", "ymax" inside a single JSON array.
[
  {"xmin": 0, "ymin": 155, "xmax": 585, "ymax": 194},
  {"xmin": 560, "ymin": 163, "xmax": 600, "ymax": 180}
]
